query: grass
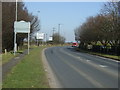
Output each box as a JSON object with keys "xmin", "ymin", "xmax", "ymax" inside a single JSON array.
[
  {"xmin": 97, "ymin": 53, "xmax": 119, "ymax": 60},
  {"xmin": 2, "ymin": 50, "xmax": 24, "ymax": 65},
  {"xmin": 2, "ymin": 52, "xmax": 16, "ymax": 65},
  {"xmin": 76, "ymin": 48, "xmax": 120, "ymax": 60},
  {"xmin": 89, "ymin": 52, "xmax": 120, "ymax": 60},
  {"xmin": 2, "ymin": 45, "xmax": 35, "ymax": 65},
  {"xmin": 2, "ymin": 46, "xmax": 49, "ymax": 88}
]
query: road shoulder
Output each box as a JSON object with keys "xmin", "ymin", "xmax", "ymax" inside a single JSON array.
[{"xmin": 42, "ymin": 48, "xmax": 62, "ymax": 88}]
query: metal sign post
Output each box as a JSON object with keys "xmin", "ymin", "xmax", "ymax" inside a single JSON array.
[
  {"xmin": 26, "ymin": 32, "xmax": 30, "ymax": 54},
  {"xmin": 14, "ymin": 32, "xmax": 17, "ymax": 55}
]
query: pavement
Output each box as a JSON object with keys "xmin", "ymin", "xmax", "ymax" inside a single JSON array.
[
  {"xmin": 44, "ymin": 46, "xmax": 119, "ymax": 88},
  {"xmin": 2, "ymin": 50, "xmax": 28, "ymax": 80}
]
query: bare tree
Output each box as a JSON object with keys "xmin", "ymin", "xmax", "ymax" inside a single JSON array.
[
  {"xmin": 75, "ymin": 1, "xmax": 120, "ymax": 46},
  {"xmin": 101, "ymin": 1, "xmax": 119, "ymax": 45}
]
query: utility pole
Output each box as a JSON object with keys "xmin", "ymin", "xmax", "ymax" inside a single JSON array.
[
  {"xmin": 58, "ymin": 24, "xmax": 60, "ymax": 36},
  {"xmin": 52, "ymin": 27, "xmax": 55, "ymax": 44},
  {"xmin": 53, "ymin": 27, "xmax": 55, "ymax": 36},
  {"xmin": 58, "ymin": 24, "xmax": 61, "ymax": 44},
  {"xmin": 46, "ymin": 34, "xmax": 47, "ymax": 42}
]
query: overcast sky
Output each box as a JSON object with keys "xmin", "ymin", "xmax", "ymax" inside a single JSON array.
[{"xmin": 25, "ymin": 2, "xmax": 104, "ymax": 42}]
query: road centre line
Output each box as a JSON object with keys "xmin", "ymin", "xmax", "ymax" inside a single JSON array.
[
  {"xmin": 69, "ymin": 64, "xmax": 105, "ymax": 88},
  {"xmin": 60, "ymin": 57, "xmax": 105, "ymax": 88},
  {"xmin": 99, "ymin": 65, "xmax": 108, "ymax": 68},
  {"xmin": 86, "ymin": 60, "xmax": 91, "ymax": 62},
  {"xmin": 59, "ymin": 48, "xmax": 118, "ymax": 78},
  {"xmin": 64, "ymin": 47, "xmax": 119, "ymax": 68},
  {"xmin": 65, "ymin": 47, "xmax": 120, "ymax": 63}
]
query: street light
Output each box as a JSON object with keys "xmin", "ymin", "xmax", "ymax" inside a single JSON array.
[
  {"xmin": 36, "ymin": 11, "xmax": 40, "ymax": 46},
  {"xmin": 14, "ymin": 0, "xmax": 18, "ymax": 55},
  {"xmin": 45, "ymin": 33, "xmax": 48, "ymax": 42},
  {"xmin": 16, "ymin": 0, "xmax": 17, "ymax": 21}
]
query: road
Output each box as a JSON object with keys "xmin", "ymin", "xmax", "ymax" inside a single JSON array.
[{"xmin": 44, "ymin": 46, "xmax": 119, "ymax": 88}]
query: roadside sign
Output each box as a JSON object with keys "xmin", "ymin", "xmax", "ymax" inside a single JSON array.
[
  {"xmin": 14, "ymin": 21, "xmax": 30, "ymax": 33},
  {"xmin": 49, "ymin": 36, "xmax": 53, "ymax": 41},
  {"xmin": 14, "ymin": 21, "xmax": 30, "ymax": 55},
  {"xmin": 36, "ymin": 33, "xmax": 44, "ymax": 40}
]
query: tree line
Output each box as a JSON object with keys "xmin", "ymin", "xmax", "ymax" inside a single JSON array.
[
  {"xmin": 74, "ymin": 1, "xmax": 120, "ymax": 55},
  {"xmin": 52, "ymin": 33, "xmax": 65, "ymax": 44},
  {"xmin": 46, "ymin": 33, "xmax": 65, "ymax": 45},
  {"xmin": 2, "ymin": 2, "xmax": 40, "ymax": 52}
]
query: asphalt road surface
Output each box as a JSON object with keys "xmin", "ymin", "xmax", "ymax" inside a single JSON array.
[{"xmin": 45, "ymin": 46, "xmax": 119, "ymax": 88}]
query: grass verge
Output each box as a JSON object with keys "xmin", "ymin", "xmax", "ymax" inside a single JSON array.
[
  {"xmin": 2, "ymin": 52, "xmax": 16, "ymax": 65},
  {"xmin": 93, "ymin": 53, "xmax": 119, "ymax": 60},
  {"xmin": 2, "ymin": 45, "xmax": 36, "ymax": 65},
  {"xmin": 76, "ymin": 48, "xmax": 120, "ymax": 60},
  {"xmin": 2, "ymin": 46, "xmax": 49, "ymax": 88}
]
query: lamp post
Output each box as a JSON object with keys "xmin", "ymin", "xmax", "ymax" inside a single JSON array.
[
  {"xmin": 46, "ymin": 34, "xmax": 47, "ymax": 42},
  {"xmin": 14, "ymin": 0, "xmax": 17, "ymax": 55},
  {"xmin": 16, "ymin": 0, "xmax": 17, "ymax": 21},
  {"xmin": 36, "ymin": 11, "xmax": 40, "ymax": 46}
]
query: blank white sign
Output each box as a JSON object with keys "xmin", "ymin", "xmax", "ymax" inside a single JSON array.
[
  {"xmin": 14, "ymin": 21, "xmax": 30, "ymax": 33},
  {"xmin": 49, "ymin": 36, "xmax": 53, "ymax": 41},
  {"xmin": 36, "ymin": 33, "xmax": 44, "ymax": 40}
]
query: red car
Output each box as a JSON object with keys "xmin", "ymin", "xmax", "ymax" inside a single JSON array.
[{"xmin": 72, "ymin": 42, "xmax": 78, "ymax": 47}]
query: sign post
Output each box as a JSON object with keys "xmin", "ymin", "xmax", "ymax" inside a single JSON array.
[
  {"xmin": 14, "ymin": 32, "xmax": 17, "ymax": 55},
  {"xmin": 14, "ymin": 21, "xmax": 30, "ymax": 55},
  {"xmin": 36, "ymin": 33, "xmax": 45, "ymax": 46},
  {"xmin": 28, "ymin": 33, "xmax": 30, "ymax": 54}
]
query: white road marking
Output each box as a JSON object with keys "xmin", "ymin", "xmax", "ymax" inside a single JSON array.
[
  {"xmin": 59, "ymin": 48, "xmax": 118, "ymax": 78},
  {"xmin": 62, "ymin": 60, "xmax": 104, "ymax": 88},
  {"xmin": 115, "ymin": 61, "xmax": 119, "ymax": 62},
  {"xmin": 99, "ymin": 65, "xmax": 108, "ymax": 68},
  {"xmin": 76, "ymin": 57, "xmax": 83, "ymax": 60},
  {"xmin": 86, "ymin": 60, "xmax": 91, "ymax": 62},
  {"xmin": 76, "ymin": 57, "xmax": 80, "ymax": 59}
]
